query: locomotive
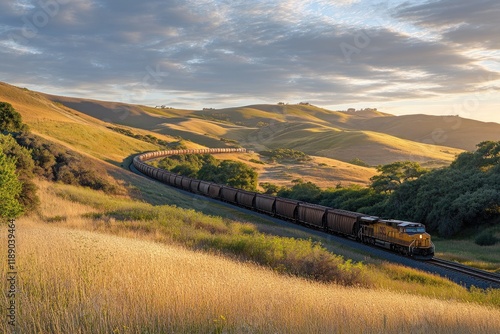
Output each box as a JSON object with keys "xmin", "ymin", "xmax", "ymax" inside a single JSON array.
[{"xmin": 133, "ymin": 148, "xmax": 435, "ymax": 259}]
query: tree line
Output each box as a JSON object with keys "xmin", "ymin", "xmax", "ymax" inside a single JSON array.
[
  {"xmin": 155, "ymin": 140, "xmax": 500, "ymax": 240},
  {"xmin": 263, "ymin": 142, "xmax": 500, "ymax": 240}
]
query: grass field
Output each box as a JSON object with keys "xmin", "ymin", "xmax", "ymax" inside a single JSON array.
[
  {"xmin": 1, "ymin": 186, "xmax": 500, "ymax": 333},
  {"xmin": 433, "ymin": 226, "xmax": 500, "ymax": 272}
]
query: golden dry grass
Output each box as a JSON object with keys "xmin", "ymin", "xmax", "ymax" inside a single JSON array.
[
  {"xmin": 1, "ymin": 180, "xmax": 499, "ymax": 332},
  {"xmin": 212, "ymin": 152, "xmax": 378, "ymax": 187},
  {"xmin": 2, "ymin": 216, "xmax": 500, "ymax": 333},
  {"xmin": 162, "ymin": 118, "xmax": 231, "ymax": 137}
]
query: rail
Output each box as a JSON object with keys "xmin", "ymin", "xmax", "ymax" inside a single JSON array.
[{"xmin": 428, "ymin": 258, "xmax": 500, "ymax": 287}]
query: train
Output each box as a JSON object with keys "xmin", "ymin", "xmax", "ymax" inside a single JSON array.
[{"xmin": 133, "ymin": 148, "xmax": 435, "ymax": 259}]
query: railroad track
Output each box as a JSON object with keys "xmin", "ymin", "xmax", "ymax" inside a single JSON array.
[
  {"xmin": 428, "ymin": 258, "xmax": 500, "ymax": 287},
  {"xmin": 131, "ymin": 149, "xmax": 499, "ymax": 289}
]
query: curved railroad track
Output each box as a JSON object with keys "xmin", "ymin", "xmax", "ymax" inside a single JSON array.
[{"xmin": 131, "ymin": 148, "xmax": 500, "ymax": 289}]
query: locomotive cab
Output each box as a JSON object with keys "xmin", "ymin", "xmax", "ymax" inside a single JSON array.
[{"xmin": 360, "ymin": 219, "xmax": 434, "ymax": 259}]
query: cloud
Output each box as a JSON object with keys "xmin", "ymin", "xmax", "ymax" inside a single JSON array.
[
  {"xmin": 394, "ymin": 0, "xmax": 500, "ymax": 49},
  {"xmin": 0, "ymin": 0, "xmax": 498, "ymax": 112}
]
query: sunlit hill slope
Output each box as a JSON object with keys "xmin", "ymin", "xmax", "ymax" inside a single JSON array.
[
  {"xmin": 3, "ymin": 81, "xmax": 500, "ymax": 186},
  {"xmin": 42, "ymin": 89, "xmax": 500, "ymax": 168}
]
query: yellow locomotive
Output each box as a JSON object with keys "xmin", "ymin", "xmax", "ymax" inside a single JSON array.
[{"xmin": 359, "ymin": 219, "xmax": 434, "ymax": 259}]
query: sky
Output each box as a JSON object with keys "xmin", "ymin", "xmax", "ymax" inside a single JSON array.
[{"xmin": 1, "ymin": 0, "xmax": 499, "ymax": 123}]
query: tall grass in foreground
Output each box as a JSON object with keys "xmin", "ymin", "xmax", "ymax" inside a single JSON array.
[
  {"xmin": 1, "ymin": 219, "xmax": 500, "ymax": 333},
  {"xmin": 37, "ymin": 181, "xmax": 500, "ymax": 306},
  {"xmin": 55, "ymin": 183, "xmax": 367, "ymax": 285}
]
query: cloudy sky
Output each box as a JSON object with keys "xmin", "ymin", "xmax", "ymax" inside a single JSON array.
[{"xmin": 1, "ymin": 0, "xmax": 499, "ymax": 123}]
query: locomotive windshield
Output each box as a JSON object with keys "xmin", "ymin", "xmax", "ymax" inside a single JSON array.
[{"xmin": 405, "ymin": 227, "xmax": 426, "ymax": 233}]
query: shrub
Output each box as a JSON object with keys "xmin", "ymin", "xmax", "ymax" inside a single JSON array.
[
  {"xmin": 0, "ymin": 150, "xmax": 24, "ymax": 218},
  {"xmin": 475, "ymin": 231, "xmax": 498, "ymax": 246},
  {"xmin": 0, "ymin": 133, "xmax": 39, "ymax": 214},
  {"xmin": 260, "ymin": 148, "xmax": 311, "ymax": 163},
  {"xmin": 13, "ymin": 132, "xmax": 119, "ymax": 193},
  {"xmin": 0, "ymin": 101, "xmax": 28, "ymax": 132}
]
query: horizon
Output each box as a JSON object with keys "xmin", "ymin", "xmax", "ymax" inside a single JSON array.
[
  {"xmin": 1, "ymin": 0, "xmax": 499, "ymax": 124},
  {"xmin": 6, "ymin": 80, "xmax": 500, "ymax": 126}
]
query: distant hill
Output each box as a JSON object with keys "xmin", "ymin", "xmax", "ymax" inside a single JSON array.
[
  {"xmin": 0, "ymin": 82, "xmax": 374, "ymax": 186},
  {"xmin": 3, "ymin": 81, "xmax": 500, "ymax": 183},
  {"xmin": 39, "ymin": 93, "xmax": 466, "ymax": 164},
  {"xmin": 351, "ymin": 114, "xmax": 500, "ymax": 152}
]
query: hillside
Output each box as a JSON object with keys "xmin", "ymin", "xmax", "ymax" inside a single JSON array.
[
  {"xmin": 40, "ymin": 89, "xmax": 492, "ymax": 168},
  {"xmin": 352, "ymin": 114, "xmax": 500, "ymax": 152},
  {"xmin": 3, "ymin": 81, "xmax": 500, "ymax": 184},
  {"xmin": 0, "ymin": 82, "xmax": 375, "ymax": 186},
  {"xmin": 0, "ymin": 82, "xmax": 174, "ymax": 163}
]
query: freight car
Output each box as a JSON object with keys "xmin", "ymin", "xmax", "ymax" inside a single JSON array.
[{"xmin": 133, "ymin": 148, "xmax": 434, "ymax": 259}]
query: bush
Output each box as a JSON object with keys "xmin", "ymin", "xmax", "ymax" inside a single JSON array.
[
  {"xmin": 260, "ymin": 148, "xmax": 311, "ymax": 163},
  {"xmin": 0, "ymin": 101, "xmax": 28, "ymax": 132},
  {"xmin": 13, "ymin": 132, "xmax": 119, "ymax": 193},
  {"xmin": 0, "ymin": 150, "xmax": 24, "ymax": 218},
  {"xmin": 475, "ymin": 231, "xmax": 498, "ymax": 246}
]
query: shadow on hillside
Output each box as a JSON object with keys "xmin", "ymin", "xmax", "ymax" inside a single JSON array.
[{"xmin": 49, "ymin": 98, "xmax": 167, "ymax": 130}]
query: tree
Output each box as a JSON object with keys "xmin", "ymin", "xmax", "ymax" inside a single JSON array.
[
  {"xmin": 278, "ymin": 179, "xmax": 322, "ymax": 202},
  {"xmin": 370, "ymin": 161, "xmax": 428, "ymax": 193},
  {"xmin": 0, "ymin": 151, "xmax": 23, "ymax": 218},
  {"xmin": 260, "ymin": 182, "xmax": 281, "ymax": 195},
  {"xmin": 0, "ymin": 102, "xmax": 27, "ymax": 132},
  {"xmin": 0, "ymin": 134, "xmax": 39, "ymax": 212},
  {"xmin": 218, "ymin": 160, "xmax": 258, "ymax": 190},
  {"xmin": 452, "ymin": 141, "xmax": 500, "ymax": 171},
  {"xmin": 197, "ymin": 159, "xmax": 258, "ymax": 190}
]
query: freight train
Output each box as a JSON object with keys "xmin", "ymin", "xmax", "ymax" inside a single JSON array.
[{"xmin": 133, "ymin": 148, "xmax": 435, "ymax": 259}]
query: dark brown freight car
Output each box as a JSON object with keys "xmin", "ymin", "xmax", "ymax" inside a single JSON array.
[
  {"xmin": 275, "ymin": 197, "xmax": 300, "ymax": 220},
  {"xmin": 255, "ymin": 194, "xmax": 276, "ymax": 214},
  {"xmin": 297, "ymin": 203, "xmax": 328, "ymax": 228}
]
